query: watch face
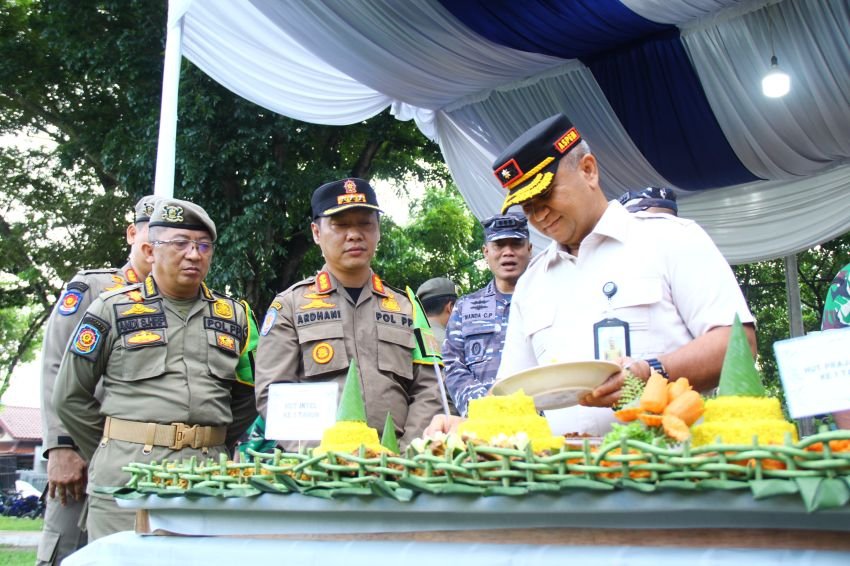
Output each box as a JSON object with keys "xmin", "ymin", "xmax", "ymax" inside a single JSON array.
[{"xmin": 602, "ymin": 281, "xmax": 617, "ymax": 299}]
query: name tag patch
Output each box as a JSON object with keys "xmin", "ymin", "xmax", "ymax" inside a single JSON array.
[{"xmin": 204, "ymin": 317, "xmax": 244, "ymax": 340}]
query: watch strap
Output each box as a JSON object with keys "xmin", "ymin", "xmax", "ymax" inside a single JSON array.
[{"xmin": 645, "ymin": 358, "xmax": 669, "ymax": 379}]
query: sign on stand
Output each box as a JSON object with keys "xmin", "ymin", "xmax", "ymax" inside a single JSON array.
[
  {"xmin": 265, "ymin": 382, "xmax": 338, "ymax": 440},
  {"xmin": 774, "ymin": 328, "xmax": 850, "ymax": 419}
]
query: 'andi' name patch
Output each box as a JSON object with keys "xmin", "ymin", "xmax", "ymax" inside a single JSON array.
[{"xmin": 116, "ymin": 314, "xmax": 167, "ymax": 335}]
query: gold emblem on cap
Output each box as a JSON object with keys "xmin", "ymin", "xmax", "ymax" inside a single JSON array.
[
  {"xmin": 343, "ymin": 179, "xmax": 357, "ymax": 193},
  {"xmin": 213, "ymin": 299, "xmax": 233, "ymax": 319},
  {"xmin": 312, "ymin": 342, "xmax": 334, "ymax": 364},
  {"xmin": 162, "ymin": 205, "xmax": 184, "ymax": 223},
  {"xmin": 120, "ymin": 304, "xmax": 157, "ymax": 316},
  {"xmin": 143, "ymin": 202, "xmax": 156, "ymax": 216}
]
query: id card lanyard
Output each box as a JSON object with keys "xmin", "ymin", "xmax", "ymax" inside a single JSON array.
[{"xmin": 593, "ymin": 281, "xmax": 631, "ymax": 361}]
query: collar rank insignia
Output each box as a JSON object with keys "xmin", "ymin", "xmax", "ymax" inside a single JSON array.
[
  {"xmin": 217, "ymin": 333, "xmax": 236, "ymax": 352},
  {"xmin": 163, "ymin": 205, "xmax": 184, "ymax": 223},
  {"xmin": 127, "ymin": 330, "xmax": 162, "ymax": 345},
  {"xmin": 201, "ymin": 283, "xmax": 214, "ymax": 300},
  {"xmin": 125, "ymin": 267, "xmax": 139, "ymax": 283},
  {"xmin": 312, "ymin": 342, "xmax": 334, "ymax": 364},
  {"xmin": 144, "ymin": 276, "xmax": 157, "ymax": 297},
  {"xmin": 120, "ymin": 304, "xmax": 158, "ymax": 316},
  {"xmin": 381, "ymin": 292, "xmax": 401, "ymax": 313},
  {"xmin": 58, "ymin": 290, "xmax": 83, "ymax": 316},
  {"xmin": 316, "ymin": 272, "xmax": 332, "ymax": 293},
  {"xmin": 127, "ymin": 290, "xmax": 144, "ymax": 303},
  {"xmin": 371, "ymin": 274, "xmax": 385, "ymax": 295},
  {"xmin": 213, "ymin": 299, "xmax": 234, "ymax": 319}
]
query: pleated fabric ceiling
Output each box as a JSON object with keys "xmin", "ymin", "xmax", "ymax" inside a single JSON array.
[{"xmin": 169, "ymin": 0, "xmax": 850, "ymax": 264}]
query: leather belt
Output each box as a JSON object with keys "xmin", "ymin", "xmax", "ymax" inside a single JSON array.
[{"xmin": 102, "ymin": 416, "xmax": 226, "ymax": 452}]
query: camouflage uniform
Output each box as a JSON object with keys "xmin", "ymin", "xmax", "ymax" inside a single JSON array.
[
  {"xmin": 37, "ymin": 264, "xmax": 141, "ymax": 565},
  {"xmin": 443, "ymin": 280, "xmax": 512, "ymax": 416},
  {"xmin": 822, "ymin": 263, "xmax": 850, "ymax": 330}
]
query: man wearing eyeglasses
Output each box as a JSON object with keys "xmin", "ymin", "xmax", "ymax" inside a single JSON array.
[
  {"xmin": 255, "ymin": 178, "xmax": 443, "ymax": 450},
  {"xmin": 441, "ymin": 214, "xmax": 532, "ymax": 416},
  {"xmin": 53, "ymin": 198, "xmax": 258, "ymax": 540},
  {"xmin": 37, "ymin": 195, "xmax": 157, "ymax": 566},
  {"xmin": 492, "ymin": 114, "xmax": 755, "ymax": 435}
]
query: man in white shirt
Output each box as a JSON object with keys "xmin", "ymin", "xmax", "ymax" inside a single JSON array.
[{"xmin": 492, "ymin": 113, "xmax": 756, "ymax": 435}]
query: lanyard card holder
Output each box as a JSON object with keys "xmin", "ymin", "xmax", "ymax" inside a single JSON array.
[{"xmin": 594, "ymin": 318, "xmax": 631, "ymax": 362}]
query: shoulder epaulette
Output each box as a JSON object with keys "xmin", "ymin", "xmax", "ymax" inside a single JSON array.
[
  {"xmin": 99, "ymin": 282, "xmax": 144, "ymax": 301},
  {"xmin": 285, "ymin": 275, "xmax": 317, "ymax": 294},
  {"xmin": 78, "ymin": 267, "xmax": 121, "ymax": 276}
]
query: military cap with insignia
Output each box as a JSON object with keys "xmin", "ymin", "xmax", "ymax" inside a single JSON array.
[
  {"xmin": 311, "ymin": 178, "xmax": 382, "ymax": 220},
  {"xmin": 148, "ymin": 198, "xmax": 217, "ymax": 241},
  {"xmin": 416, "ymin": 277, "xmax": 458, "ymax": 304},
  {"xmin": 492, "ymin": 113, "xmax": 583, "ymax": 213},
  {"xmin": 482, "ymin": 213, "xmax": 529, "ymax": 242},
  {"xmin": 134, "ymin": 195, "xmax": 160, "ymax": 223}
]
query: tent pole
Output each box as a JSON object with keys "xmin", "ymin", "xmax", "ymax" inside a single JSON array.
[
  {"xmin": 785, "ymin": 254, "xmax": 813, "ymax": 435},
  {"xmin": 153, "ymin": 4, "xmax": 184, "ymax": 198}
]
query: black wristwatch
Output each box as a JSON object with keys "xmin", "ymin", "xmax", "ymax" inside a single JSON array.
[{"xmin": 644, "ymin": 358, "xmax": 669, "ymax": 379}]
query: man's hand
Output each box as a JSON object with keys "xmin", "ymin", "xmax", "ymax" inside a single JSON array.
[
  {"xmin": 424, "ymin": 414, "xmax": 465, "ymax": 437},
  {"xmin": 580, "ymin": 357, "xmax": 645, "ymax": 408},
  {"xmin": 47, "ymin": 447, "xmax": 87, "ymax": 505}
]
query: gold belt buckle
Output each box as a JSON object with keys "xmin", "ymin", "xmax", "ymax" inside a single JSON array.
[{"xmin": 170, "ymin": 423, "xmax": 199, "ymax": 450}]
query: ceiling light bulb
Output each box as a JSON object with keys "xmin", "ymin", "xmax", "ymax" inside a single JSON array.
[{"xmin": 762, "ymin": 55, "xmax": 790, "ymax": 98}]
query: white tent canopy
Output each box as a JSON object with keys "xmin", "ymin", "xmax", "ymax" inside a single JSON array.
[{"xmin": 155, "ymin": 0, "xmax": 850, "ymax": 265}]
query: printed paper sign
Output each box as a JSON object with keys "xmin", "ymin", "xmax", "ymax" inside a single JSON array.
[
  {"xmin": 774, "ymin": 328, "xmax": 850, "ymax": 418},
  {"xmin": 265, "ymin": 382, "xmax": 338, "ymax": 440}
]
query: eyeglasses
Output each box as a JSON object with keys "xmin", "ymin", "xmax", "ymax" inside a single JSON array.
[{"xmin": 151, "ymin": 239, "xmax": 215, "ymax": 255}]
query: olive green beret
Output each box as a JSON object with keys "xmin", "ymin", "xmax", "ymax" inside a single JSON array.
[
  {"xmin": 148, "ymin": 198, "xmax": 217, "ymax": 241},
  {"xmin": 134, "ymin": 195, "xmax": 159, "ymax": 223}
]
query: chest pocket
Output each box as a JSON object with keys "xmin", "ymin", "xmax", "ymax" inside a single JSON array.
[
  {"xmin": 205, "ymin": 330, "xmax": 241, "ymax": 381},
  {"xmin": 461, "ymin": 320, "xmax": 498, "ymax": 365},
  {"xmin": 376, "ymin": 324, "xmax": 414, "ymax": 381},
  {"xmin": 611, "ymin": 278, "xmax": 662, "ymax": 331},
  {"xmin": 611, "ymin": 277, "xmax": 663, "ymax": 356},
  {"xmin": 298, "ymin": 322, "xmax": 349, "ymax": 378},
  {"xmin": 116, "ymin": 335, "xmax": 167, "ymax": 382}
]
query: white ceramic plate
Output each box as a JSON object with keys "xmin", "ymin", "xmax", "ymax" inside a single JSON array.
[{"xmin": 491, "ymin": 360, "xmax": 621, "ymax": 410}]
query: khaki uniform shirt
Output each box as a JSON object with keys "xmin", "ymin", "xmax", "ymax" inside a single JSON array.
[
  {"xmin": 255, "ymin": 268, "xmax": 442, "ymax": 449},
  {"xmin": 40, "ymin": 263, "xmax": 142, "ymax": 456},
  {"xmin": 53, "ymin": 275, "xmax": 257, "ymax": 495}
]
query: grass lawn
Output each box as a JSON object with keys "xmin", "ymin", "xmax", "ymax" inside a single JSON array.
[
  {"xmin": 0, "ymin": 517, "xmax": 42, "ymax": 532},
  {"xmin": 0, "ymin": 547, "xmax": 37, "ymax": 565}
]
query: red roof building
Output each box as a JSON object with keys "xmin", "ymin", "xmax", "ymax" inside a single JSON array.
[{"xmin": 0, "ymin": 406, "xmax": 42, "ymax": 469}]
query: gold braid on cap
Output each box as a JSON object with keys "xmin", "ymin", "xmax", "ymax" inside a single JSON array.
[
  {"xmin": 501, "ymin": 172, "xmax": 555, "ymax": 213},
  {"xmin": 504, "ymin": 157, "xmax": 554, "ymax": 190}
]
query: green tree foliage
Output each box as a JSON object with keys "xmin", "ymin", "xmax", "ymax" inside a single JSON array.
[
  {"xmin": 735, "ymin": 233, "xmax": 850, "ymax": 394},
  {"xmin": 0, "ymin": 0, "xmax": 448, "ymax": 386},
  {"xmin": 373, "ymin": 184, "xmax": 490, "ymax": 295}
]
